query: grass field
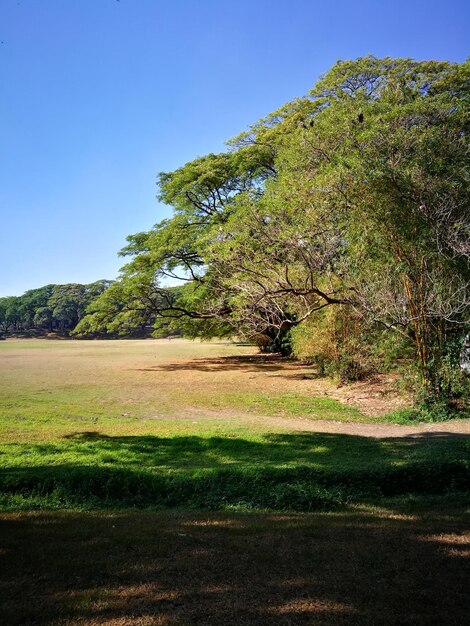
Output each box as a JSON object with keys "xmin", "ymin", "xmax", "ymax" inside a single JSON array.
[
  {"xmin": 1, "ymin": 338, "xmax": 469, "ymax": 624},
  {"xmin": 0, "ymin": 337, "xmax": 368, "ymax": 439}
]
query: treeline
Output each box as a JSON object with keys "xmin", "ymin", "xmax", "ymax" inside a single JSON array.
[
  {"xmin": 74, "ymin": 57, "xmax": 469, "ymax": 413},
  {"xmin": 0, "ymin": 281, "xmax": 112, "ymax": 336}
]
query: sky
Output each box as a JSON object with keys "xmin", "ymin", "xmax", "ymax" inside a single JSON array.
[{"xmin": 0, "ymin": 0, "xmax": 468, "ymax": 296}]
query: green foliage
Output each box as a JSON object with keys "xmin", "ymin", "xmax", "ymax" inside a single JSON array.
[
  {"xmin": 291, "ymin": 306, "xmax": 384, "ymax": 382},
  {"xmin": 421, "ymin": 335, "xmax": 470, "ymax": 403},
  {"xmin": 76, "ymin": 56, "xmax": 469, "ymax": 407},
  {"xmin": 0, "ymin": 281, "xmax": 112, "ymax": 336},
  {"xmin": 386, "ymin": 402, "xmax": 469, "ymax": 424},
  {"xmin": 0, "ymin": 296, "xmax": 21, "ymax": 333},
  {"xmin": 33, "ymin": 306, "xmax": 53, "ymax": 330},
  {"xmin": 73, "ymin": 278, "xmax": 155, "ymax": 337}
]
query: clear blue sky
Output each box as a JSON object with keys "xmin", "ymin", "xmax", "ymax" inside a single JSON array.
[{"xmin": 1, "ymin": 0, "xmax": 468, "ymax": 296}]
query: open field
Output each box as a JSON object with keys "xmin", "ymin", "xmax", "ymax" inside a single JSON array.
[
  {"xmin": 0, "ymin": 337, "xmax": 468, "ymax": 511},
  {"xmin": 1, "ymin": 337, "xmax": 468, "ymax": 436},
  {"xmin": 0, "ymin": 338, "xmax": 368, "ymax": 441},
  {"xmin": 1, "ymin": 339, "xmax": 469, "ymax": 624}
]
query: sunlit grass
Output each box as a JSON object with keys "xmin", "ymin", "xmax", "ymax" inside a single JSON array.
[
  {"xmin": 0, "ymin": 338, "xmax": 368, "ymax": 446},
  {"xmin": 191, "ymin": 390, "xmax": 365, "ymax": 419},
  {"xmin": 0, "ymin": 339, "xmax": 468, "ymax": 513}
]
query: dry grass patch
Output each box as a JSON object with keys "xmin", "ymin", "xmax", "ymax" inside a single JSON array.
[
  {"xmin": 1, "ymin": 339, "xmax": 469, "ymax": 446},
  {"xmin": 0, "ymin": 506, "xmax": 469, "ymax": 625},
  {"xmin": 1, "ymin": 339, "xmax": 367, "ymax": 433}
]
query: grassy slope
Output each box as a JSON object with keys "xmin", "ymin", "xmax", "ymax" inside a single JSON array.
[{"xmin": 1, "ymin": 432, "xmax": 468, "ymax": 511}]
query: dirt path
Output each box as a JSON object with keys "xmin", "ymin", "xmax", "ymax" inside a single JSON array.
[
  {"xmin": 185, "ymin": 406, "xmax": 470, "ymax": 438},
  {"xmin": 257, "ymin": 415, "xmax": 470, "ymax": 438}
]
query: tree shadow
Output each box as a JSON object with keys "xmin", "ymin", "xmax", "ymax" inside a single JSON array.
[
  {"xmin": 404, "ymin": 431, "xmax": 470, "ymax": 439},
  {"xmin": 0, "ymin": 507, "xmax": 468, "ymax": 625},
  {"xmin": 133, "ymin": 353, "xmax": 306, "ymax": 374}
]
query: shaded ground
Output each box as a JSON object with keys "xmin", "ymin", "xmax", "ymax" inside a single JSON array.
[{"xmin": 1, "ymin": 507, "xmax": 469, "ymax": 625}]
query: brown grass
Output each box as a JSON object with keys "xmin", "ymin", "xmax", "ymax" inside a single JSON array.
[
  {"xmin": 0, "ymin": 337, "xmax": 402, "ymax": 419},
  {"xmin": 1, "ymin": 338, "xmax": 469, "ymax": 441},
  {"xmin": 1, "ymin": 506, "xmax": 468, "ymax": 625}
]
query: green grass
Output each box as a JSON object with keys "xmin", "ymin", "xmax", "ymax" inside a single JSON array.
[
  {"xmin": 1, "ymin": 339, "xmax": 469, "ymax": 625},
  {"xmin": 0, "ymin": 386, "xmax": 366, "ymax": 432},
  {"xmin": 0, "ymin": 339, "xmax": 468, "ymax": 512},
  {"xmin": 193, "ymin": 390, "xmax": 365, "ymax": 420},
  {"xmin": 1, "ymin": 431, "xmax": 468, "ymax": 511}
]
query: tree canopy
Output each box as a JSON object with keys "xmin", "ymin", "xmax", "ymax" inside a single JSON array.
[
  {"xmin": 76, "ymin": 56, "xmax": 469, "ymax": 402},
  {"xmin": 0, "ymin": 280, "xmax": 112, "ymax": 335}
]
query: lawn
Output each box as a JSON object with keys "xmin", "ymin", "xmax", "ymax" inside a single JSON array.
[
  {"xmin": 0, "ymin": 338, "xmax": 368, "ymax": 440},
  {"xmin": 0, "ymin": 338, "xmax": 468, "ymax": 624},
  {"xmin": 0, "ymin": 337, "xmax": 468, "ymax": 511}
]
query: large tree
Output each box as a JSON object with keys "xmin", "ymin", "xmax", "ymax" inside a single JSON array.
[
  {"xmin": 262, "ymin": 57, "xmax": 470, "ymax": 392},
  {"xmin": 78, "ymin": 56, "xmax": 469, "ymax": 396}
]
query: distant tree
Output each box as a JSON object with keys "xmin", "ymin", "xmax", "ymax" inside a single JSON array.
[
  {"xmin": 0, "ymin": 298, "xmax": 15, "ymax": 334},
  {"xmin": 73, "ymin": 278, "xmax": 156, "ymax": 336},
  {"xmin": 33, "ymin": 306, "xmax": 53, "ymax": 331},
  {"xmin": 48, "ymin": 281, "xmax": 112, "ymax": 330},
  {"xmin": 0, "ymin": 280, "xmax": 112, "ymax": 335},
  {"xmin": 0, "ymin": 297, "xmax": 21, "ymax": 333},
  {"xmin": 18, "ymin": 285, "xmax": 55, "ymax": 329}
]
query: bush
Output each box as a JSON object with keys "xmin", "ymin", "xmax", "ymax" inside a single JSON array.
[{"xmin": 291, "ymin": 306, "xmax": 390, "ymax": 382}]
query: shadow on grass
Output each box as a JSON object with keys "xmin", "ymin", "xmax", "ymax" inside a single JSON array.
[
  {"xmin": 1, "ymin": 432, "xmax": 468, "ymax": 511},
  {"xmin": 133, "ymin": 353, "xmax": 303, "ymax": 373},
  {"xmin": 0, "ymin": 507, "xmax": 469, "ymax": 625}
]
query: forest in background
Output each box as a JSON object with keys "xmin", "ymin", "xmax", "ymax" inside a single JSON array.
[{"xmin": 0, "ymin": 281, "xmax": 112, "ymax": 335}]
